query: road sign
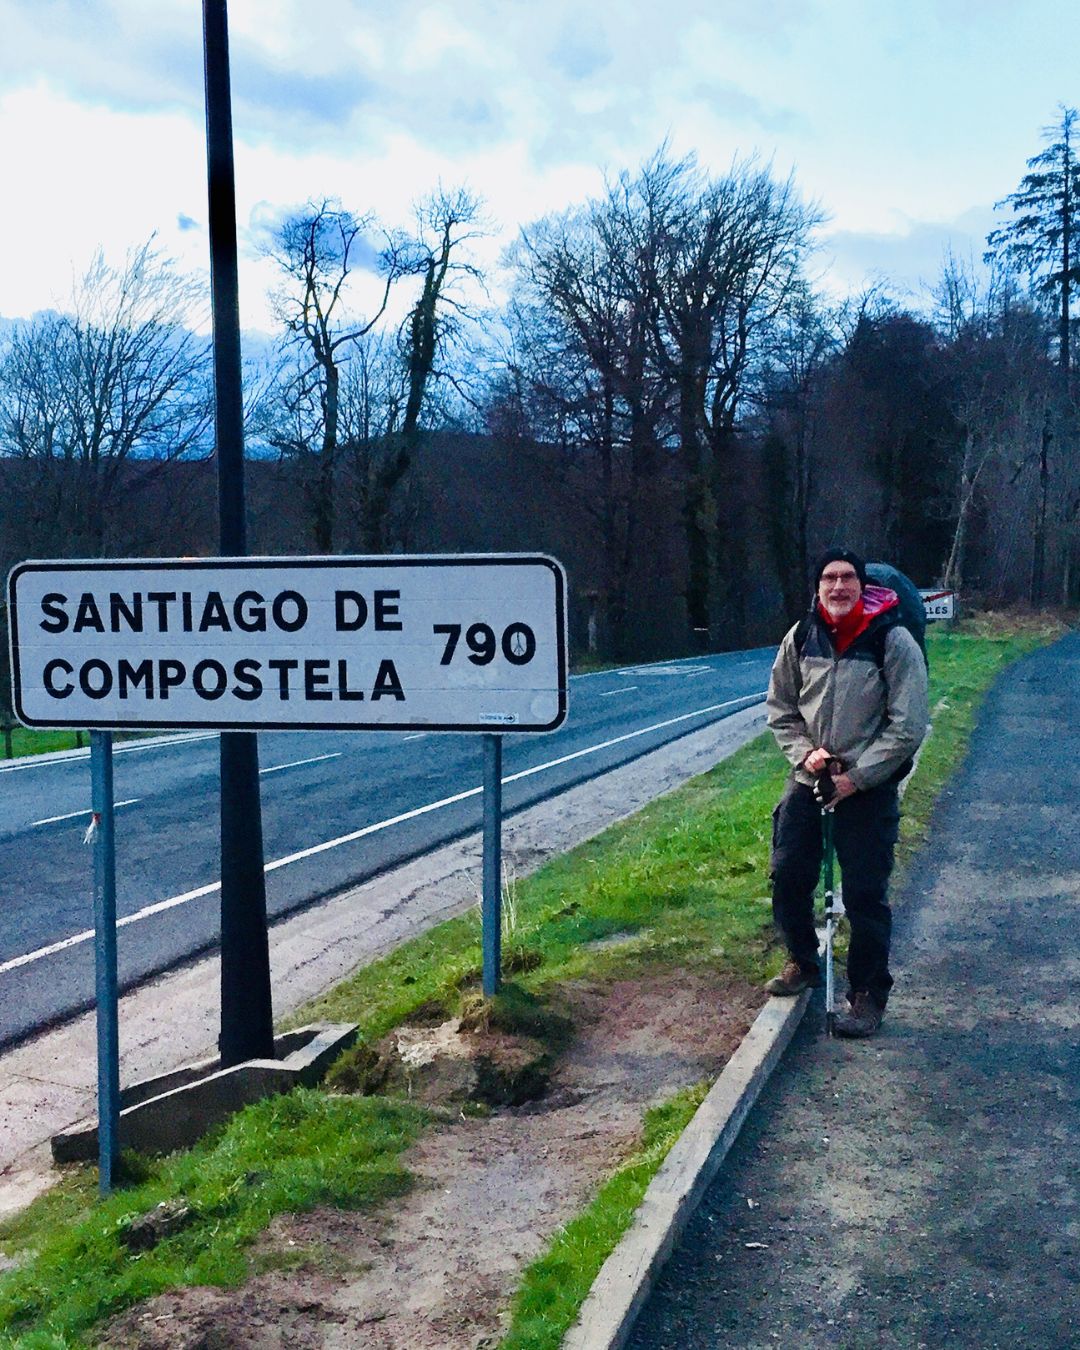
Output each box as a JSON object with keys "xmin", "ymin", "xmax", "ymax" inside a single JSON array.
[
  {"xmin": 7, "ymin": 555, "xmax": 568, "ymax": 733},
  {"xmin": 919, "ymin": 588, "xmax": 956, "ymax": 621}
]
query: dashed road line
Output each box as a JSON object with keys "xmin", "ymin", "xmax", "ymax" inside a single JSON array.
[{"xmin": 31, "ymin": 799, "xmax": 140, "ymax": 828}]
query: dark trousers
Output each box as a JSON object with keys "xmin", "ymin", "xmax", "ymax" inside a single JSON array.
[{"xmin": 770, "ymin": 779, "xmax": 900, "ymax": 1009}]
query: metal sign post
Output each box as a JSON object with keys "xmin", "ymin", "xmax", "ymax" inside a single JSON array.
[
  {"xmin": 89, "ymin": 730, "xmax": 120, "ymax": 1193},
  {"xmin": 482, "ymin": 735, "xmax": 503, "ymax": 998}
]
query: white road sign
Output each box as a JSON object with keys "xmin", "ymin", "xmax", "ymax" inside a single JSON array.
[
  {"xmin": 7, "ymin": 555, "xmax": 568, "ymax": 733},
  {"xmin": 918, "ymin": 588, "xmax": 956, "ymax": 621}
]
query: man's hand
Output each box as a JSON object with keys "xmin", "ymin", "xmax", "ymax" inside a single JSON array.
[
  {"xmin": 825, "ymin": 771, "xmax": 857, "ymax": 807},
  {"xmin": 803, "ymin": 747, "xmax": 833, "ymax": 775},
  {"xmin": 807, "ymin": 747, "xmax": 858, "ymax": 810}
]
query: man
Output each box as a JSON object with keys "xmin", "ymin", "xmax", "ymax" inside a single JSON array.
[{"xmin": 765, "ymin": 548, "xmax": 928, "ymax": 1037}]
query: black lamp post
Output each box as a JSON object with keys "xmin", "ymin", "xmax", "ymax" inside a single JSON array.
[{"xmin": 202, "ymin": 0, "xmax": 274, "ymax": 1065}]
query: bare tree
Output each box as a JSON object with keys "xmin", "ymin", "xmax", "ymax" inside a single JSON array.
[
  {"xmin": 507, "ymin": 201, "xmax": 670, "ymax": 656},
  {"xmin": 263, "ymin": 200, "xmax": 410, "ymax": 552},
  {"xmin": 757, "ymin": 285, "xmax": 842, "ymax": 610},
  {"xmin": 0, "ymin": 241, "xmax": 212, "ymax": 556},
  {"xmin": 608, "ymin": 150, "xmax": 823, "ymax": 646},
  {"xmin": 264, "ymin": 191, "xmax": 484, "ymax": 553},
  {"xmin": 935, "ymin": 260, "xmax": 1053, "ymax": 593},
  {"xmin": 353, "ymin": 187, "xmax": 486, "ymax": 551},
  {"xmin": 499, "ymin": 149, "xmax": 820, "ymax": 651}
]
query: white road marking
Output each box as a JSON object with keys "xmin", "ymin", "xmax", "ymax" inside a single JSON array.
[
  {"xmin": 31, "ymin": 799, "xmax": 140, "ymax": 827},
  {"xmin": 600, "ymin": 686, "xmax": 638, "ymax": 697},
  {"xmin": 0, "ymin": 689, "xmax": 766, "ymax": 977},
  {"xmin": 498, "ymin": 693, "xmax": 763, "ymax": 788},
  {"xmin": 260, "ymin": 752, "xmax": 341, "ymax": 776},
  {"xmin": 0, "ymin": 732, "xmax": 219, "ymax": 774},
  {"xmin": 403, "ymin": 733, "xmax": 428, "ymax": 741},
  {"xmin": 114, "ymin": 733, "xmax": 219, "ymax": 754},
  {"xmin": 636, "ymin": 665, "xmax": 708, "ymax": 676}
]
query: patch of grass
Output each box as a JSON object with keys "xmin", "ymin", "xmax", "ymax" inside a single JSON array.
[
  {"xmin": 458, "ymin": 982, "xmax": 574, "ymax": 1049},
  {"xmin": 298, "ymin": 729, "xmax": 789, "ymax": 1047},
  {"xmin": 0, "ymin": 726, "xmax": 168, "ymax": 761},
  {"xmin": 249, "ymin": 1240, "xmax": 354, "ymax": 1278},
  {"xmin": 3, "ymin": 727, "xmax": 86, "ymax": 759},
  {"xmin": 0, "ymin": 1092, "xmax": 425, "ymax": 1347},
  {"xmin": 498, "ymin": 1080, "xmax": 711, "ymax": 1350},
  {"xmin": 568, "ymin": 654, "xmax": 622, "ymax": 675}
]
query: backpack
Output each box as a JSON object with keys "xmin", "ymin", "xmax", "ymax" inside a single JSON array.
[
  {"xmin": 794, "ymin": 560, "xmax": 929, "ymax": 672},
  {"xmin": 865, "ymin": 561, "xmax": 929, "ymax": 671}
]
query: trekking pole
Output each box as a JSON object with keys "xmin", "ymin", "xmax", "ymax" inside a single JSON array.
[
  {"xmin": 814, "ymin": 761, "xmax": 841, "ymax": 1038},
  {"xmin": 821, "ymin": 809, "xmax": 837, "ymax": 1037}
]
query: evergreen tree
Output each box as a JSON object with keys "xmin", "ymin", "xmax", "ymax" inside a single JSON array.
[
  {"xmin": 986, "ymin": 107, "xmax": 1080, "ymax": 602},
  {"xmin": 985, "ymin": 106, "xmax": 1080, "ymax": 374}
]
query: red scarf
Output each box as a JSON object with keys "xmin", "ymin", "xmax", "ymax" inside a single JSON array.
[{"xmin": 817, "ymin": 596, "xmax": 873, "ymax": 654}]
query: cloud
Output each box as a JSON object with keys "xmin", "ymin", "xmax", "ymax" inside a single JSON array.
[
  {"xmin": 229, "ymin": 54, "xmax": 373, "ymax": 142},
  {"xmin": 547, "ymin": 22, "xmax": 612, "ymax": 81},
  {"xmin": 0, "ymin": 0, "xmax": 202, "ymax": 116},
  {"xmin": 686, "ymin": 82, "xmax": 805, "ymax": 138},
  {"xmin": 818, "ymin": 205, "xmax": 998, "ymax": 305},
  {"xmin": 2, "ymin": 0, "xmax": 1076, "ymax": 337},
  {"xmin": 0, "ymin": 0, "xmax": 806, "ymax": 174}
]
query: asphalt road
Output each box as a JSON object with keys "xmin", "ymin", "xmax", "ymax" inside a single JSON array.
[
  {"xmin": 0, "ymin": 649, "xmax": 773, "ymax": 1047},
  {"xmin": 629, "ymin": 633, "xmax": 1080, "ymax": 1349}
]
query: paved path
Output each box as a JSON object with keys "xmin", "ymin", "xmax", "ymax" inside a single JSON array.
[{"xmin": 630, "ymin": 633, "xmax": 1080, "ymax": 1349}]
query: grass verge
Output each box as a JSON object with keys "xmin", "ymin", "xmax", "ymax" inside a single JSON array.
[
  {"xmin": 499, "ymin": 1081, "xmax": 711, "ymax": 1350},
  {"xmin": 0, "ymin": 727, "xmax": 160, "ymax": 760},
  {"xmin": 0, "ymin": 1093, "xmax": 425, "ymax": 1348},
  {"xmin": 0, "ymin": 614, "xmax": 1067, "ymax": 1347}
]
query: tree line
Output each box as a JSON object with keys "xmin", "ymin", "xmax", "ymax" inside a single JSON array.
[{"xmin": 2, "ymin": 110, "xmax": 1078, "ymax": 708}]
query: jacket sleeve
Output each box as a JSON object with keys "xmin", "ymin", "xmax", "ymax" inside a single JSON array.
[
  {"xmin": 846, "ymin": 628, "xmax": 929, "ymax": 790},
  {"xmin": 766, "ymin": 628, "xmax": 815, "ymax": 772}
]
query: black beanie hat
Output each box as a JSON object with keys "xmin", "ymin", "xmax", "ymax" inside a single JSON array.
[{"xmin": 813, "ymin": 548, "xmax": 867, "ymax": 590}]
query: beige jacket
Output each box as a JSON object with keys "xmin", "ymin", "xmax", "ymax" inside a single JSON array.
[{"xmin": 767, "ymin": 611, "xmax": 929, "ymax": 791}]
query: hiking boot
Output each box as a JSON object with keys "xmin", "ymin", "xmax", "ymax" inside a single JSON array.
[
  {"xmin": 834, "ymin": 991, "xmax": 884, "ymax": 1038},
  {"xmin": 765, "ymin": 959, "xmax": 820, "ymax": 997}
]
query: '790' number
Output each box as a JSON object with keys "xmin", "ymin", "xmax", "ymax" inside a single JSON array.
[{"xmin": 434, "ymin": 622, "xmax": 536, "ymax": 666}]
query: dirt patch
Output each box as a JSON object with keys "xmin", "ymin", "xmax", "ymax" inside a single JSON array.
[{"xmin": 99, "ymin": 969, "xmax": 765, "ymax": 1349}]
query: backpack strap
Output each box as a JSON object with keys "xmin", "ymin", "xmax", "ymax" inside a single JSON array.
[
  {"xmin": 869, "ymin": 623, "xmax": 888, "ymax": 672},
  {"xmin": 867, "ymin": 610, "xmax": 903, "ymax": 671},
  {"xmin": 796, "ymin": 609, "xmax": 896, "ymax": 670}
]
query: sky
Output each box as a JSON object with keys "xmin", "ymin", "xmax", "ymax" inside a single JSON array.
[{"xmin": 1, "ymin": 0, "xmax": 1078, "ymax": 334}]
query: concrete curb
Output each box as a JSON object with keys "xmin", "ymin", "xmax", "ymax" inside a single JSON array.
[
  {"xmin": 562, "ymin": 730, "xmax": 929, "ymax": 1346},
  {"xmin": 562, "ymin": 989, "xmax": 811, "ymax": 1350},
  {"xmin": 51, "ymin": 1023, "xmax": 357, "ymax": 1162}
]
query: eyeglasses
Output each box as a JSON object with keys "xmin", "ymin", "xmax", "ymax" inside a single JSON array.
[{"xmin": 820, "ymin": 570, "xmax": 859, "ymax": 585}]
